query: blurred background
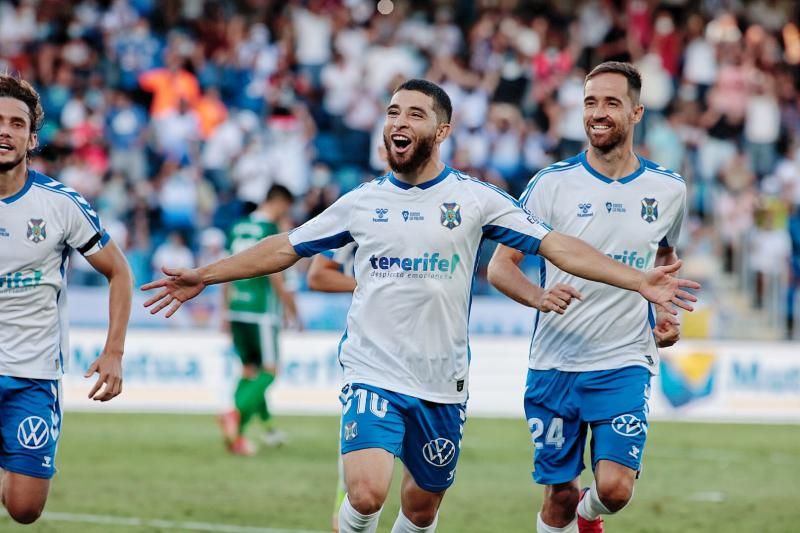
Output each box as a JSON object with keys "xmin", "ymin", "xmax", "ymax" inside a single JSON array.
[
  {"xmin": 2, "ymin": 1, "xmax": 800, "ymax": 532},
  {"xmin": 2, "ymin": 0, "xmax": 799, "ymax": 339}
]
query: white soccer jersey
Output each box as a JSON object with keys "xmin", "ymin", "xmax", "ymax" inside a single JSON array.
[
  {"xmin": 290, "ymin": 166, "xmax": 552, "ymax": 403},
  {"xmin": 0, "ymin": 170, "xmax": 110, "ymax": 379},
  {"xmin": 519, "ymin": 152, "xmax": 686, "ymax": 373}
]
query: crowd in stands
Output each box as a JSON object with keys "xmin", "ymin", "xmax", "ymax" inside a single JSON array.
[{"xmin": 2, "ymin": 0, "xmax": 799, "ymax": 336}]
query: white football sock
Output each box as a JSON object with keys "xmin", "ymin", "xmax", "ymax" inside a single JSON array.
[
  {"xmin": 577, "ymin": 480, "xmax": 611, "ymax": 521},
  {"xmin": 338, "ymin": 494, "xmax": 382, "ymax": 533},
  {"xmin": 536, "ymin": 512, "xmax": 577, "ymax": 533},
  {"xmin": 390, "ymin": 510, "xmax": 438, "ymax": 532}
]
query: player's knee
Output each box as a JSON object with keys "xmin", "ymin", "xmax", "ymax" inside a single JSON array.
[
  {"xmin": 347, "ymin": 485, "xmax": 386, "ymax": 515},
  {"xmin": 405, "ymin": 508, "xmax": 437, "ymax": 528},
  {"xmin": 543, "ymin": 484, "xmax": 580, "ymax": 521},
  {"xmin": 5, "ymin": 501, "xmax": 44, "ymax": 524},
  {"xmin": 597, "ymin": 477, "xmax": 634, "ymax": 513}
]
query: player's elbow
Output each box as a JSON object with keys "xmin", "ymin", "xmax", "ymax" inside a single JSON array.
[{"xmin": 307, "ymin": 270, "xmax": 325, "ymax": 291}]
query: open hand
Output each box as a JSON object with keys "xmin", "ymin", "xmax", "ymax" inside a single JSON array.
[
  {"xmin": 84, "ymin": 351, "xmax": 123, "ymax": 401},
  {"xmin": 141, "ymin": 266, "xmax": 206, "ymax": 317},
  {"xmin": 639, "ymin": 260, "xmax": 700, "ymax": 314}
]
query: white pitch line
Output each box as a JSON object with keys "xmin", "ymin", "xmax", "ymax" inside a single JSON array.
[{"xmin": 30, "ymin": 512, "xmax": 330, "ymax": 533}]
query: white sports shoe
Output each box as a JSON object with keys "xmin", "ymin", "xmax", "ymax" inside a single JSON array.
[{"xmin": 261, "ymin": 428, "xmax": 288, "ymax": 447}]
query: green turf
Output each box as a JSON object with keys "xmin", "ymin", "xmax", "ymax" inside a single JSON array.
[{"xmin": 1, "ymin": 413, "xmax": 798, "ymax": 532}]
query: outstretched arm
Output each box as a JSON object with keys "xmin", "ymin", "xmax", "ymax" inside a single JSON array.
[
  {"xmin": 142, "ymin": 233, "xmax": 301, "ymax": 317},
  {"xmin": 487, "ymin": 244, "xmax": 582, "ymax": 313},
  {"xmin": 84, "ymin": 240, "xmax": 133, "ymax": 401},
  {"xmin": 538, "ymin": 232, "xmax": 699, "ymax": 312}
]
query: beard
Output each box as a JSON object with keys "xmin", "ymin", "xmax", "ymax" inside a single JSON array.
[
  {"xmin": 0, "ymin": 151, "xmax": 27, "ymax": 173},
  {"xmin": 384, "ymin": 131, "xmax": 436, "ymax": 174},
  {"xmin": 585, "ymin": 121, "xmax": 627, "ymax": 153}
]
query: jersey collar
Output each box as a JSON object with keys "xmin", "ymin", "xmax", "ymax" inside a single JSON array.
[
  {"xmin": 579, "ymin": 151, "xmax": 645, "ymax": 184},
  {"xmin": 388, "ymin": 165, "xmax": 451, "ymax": 190},
  {"xmin": 0, "ymin": 170, "xmax": 34, "ymax": 205}
]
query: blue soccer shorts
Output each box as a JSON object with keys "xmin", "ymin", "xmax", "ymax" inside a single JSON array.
[
  {"xmin": 339, "ymin": 383, "xmax": 466, "ymax": 492},
  {"xmin": 0, "ymin": 376, "xmax": 63, "ymax": 479},
  {"xmin": 523, "ymin": 366, "xmax": 651, "ymax": 485}
]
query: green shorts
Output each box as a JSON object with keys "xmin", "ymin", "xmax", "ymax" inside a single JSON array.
[{"xmin": 230, "ymin": 320, "xmax": 280, "ymax": 368}]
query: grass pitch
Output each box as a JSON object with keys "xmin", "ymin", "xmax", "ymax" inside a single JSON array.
[{"xmin": 2, "ymin": 413, "xmax": 798, "ymax": 532}]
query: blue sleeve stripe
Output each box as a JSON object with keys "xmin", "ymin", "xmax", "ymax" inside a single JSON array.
[
  {"xmin": 292, "ymin": 231, "xmax": 354, "ymax": 257},
  {"xmin": 32, "ymin": 183, "xmax": 103, "ymax": 232},
  {"xmin": 482, "ymin": 225, "xmax": 541, "ymax": 255},
  {"xmin": 320, "ymin": 250, "xmax": 335, "ymax": 259}
]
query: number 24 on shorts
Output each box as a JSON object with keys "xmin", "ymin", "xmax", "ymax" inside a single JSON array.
[{"xmin": 527, "ymin": 417, "xmax": 565, "ymax": 449}]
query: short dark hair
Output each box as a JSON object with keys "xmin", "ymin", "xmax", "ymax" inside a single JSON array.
[
  {"xmin": 393, "ymin": 79, "xmax": 452, "ymax": 124},
  {"xmin": 266, "ymin": 184, "xmax": 294, "ymax": 204},
  {"xmin": 585, "ymin": 62, "xmax": 642, "ymax": 105},
  {"xmin": 0, "ymin": 73, "xmax": 44, "ymax": 134}
]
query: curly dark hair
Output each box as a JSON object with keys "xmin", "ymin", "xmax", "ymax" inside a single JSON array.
[{"xmin": 0, "ymin": 73, "xmax": 44, "ymax": 134}]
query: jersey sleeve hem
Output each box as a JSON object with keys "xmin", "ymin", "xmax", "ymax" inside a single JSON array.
[
  {"xmin": 482, "ymin": 224, "xmax": 545, "ymax": 255},
  {"xmin": 290, "ymin": 231, "xmax": 355, "ymax": 257}
]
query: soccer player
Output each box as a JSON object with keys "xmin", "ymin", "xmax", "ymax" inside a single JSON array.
[
  {"xmin": 219, "ymin": 184, "xmax": 298, "ymax": 455},
  {"xmin": 307, "ymin": 242, "xmax": 357, "ymax": 533},
  {"xmin": 487, "ymin": 62, "xmax": 686, "ymax": 533},
  {"xmin": 142, "ymin": 79, "xmax": 698, "ymax": 533},
  {"xmin": 0, "ymin": 74, "xmax": 132, "ymax": 524}
]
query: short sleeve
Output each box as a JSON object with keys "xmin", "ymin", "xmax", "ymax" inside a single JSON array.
[
  {"xmin": 659, "ymin": 187, "xmax": 686, "ymax": 248},
  {"xmin": 518, "ymin": 170, "xmax": 552, "ymax": 225},
  {"xmin": 59, "ymin": 186, "xmax": 109, "ymax": 256},
  {"xmin": 477, "ymin": 181, "xmax": 552, "ymax": 255},
  {"xmin": 289, "ymin": 190, "xmax": 357, "ymax": 257}
]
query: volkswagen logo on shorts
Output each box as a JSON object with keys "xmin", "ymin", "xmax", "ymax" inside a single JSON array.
[
  {"xmin": 422, "ymin": 438, "xmax": 456, "ymax": 467},
  {"xmin": 17, "ymin": 416, "xmax": 50, "ymax": 449},
  {"xmin": 611, "ymin": 414, "xmax": 644, "ymax": 437}
]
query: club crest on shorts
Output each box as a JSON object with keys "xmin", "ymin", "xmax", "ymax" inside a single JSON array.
[
  {"xmin": 640, "ymin": 198, "xmax": 658, "ymax": 223},
  {"xmin": 440, "ymin": 203, "xmax": 461, "ymax": 230},
  {"xmin": 422, "ymin": 437, "xmax": 456, "ymax": 467},
  {"xmin": 27, "ymin": 218, "xmax": 47, "ymax": 243}
]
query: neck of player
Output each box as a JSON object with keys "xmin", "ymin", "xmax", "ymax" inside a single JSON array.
[
  {"xmin": 586, "ymin": 142, "xmax": 639, "ymax": 181},
  {"xmin": 393, "ymin": 157, "xmax": 445, "ymax": 187},
  {"xmin": 0, "ymin": 160, "xmax": 28, "ymax": 199}
]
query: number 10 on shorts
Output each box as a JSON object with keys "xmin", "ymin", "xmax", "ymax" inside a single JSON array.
[{"xmin": 527, "ymin": 417, "xmax": 565, "ymax": 449}]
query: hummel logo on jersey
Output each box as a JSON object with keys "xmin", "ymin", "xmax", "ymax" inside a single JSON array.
[
  {"xmin": 629, "ymin": 445, "xmax": 640, "ymax": 459},
  {"xmin": 27, "ymin": 218, "xmax": 47, "ymax": 242},
  {"xmin": 373, "ymin": 208, "xmax": 389, "ymax": 222},
  {"xmin": 440, "ymin": 202, "xmax": 461, "ymax": 229},
  {"xmin": 641, "ymin": 198, "xmax": 658, "ymax": 223},
  {"xmin": 0, "ymin": 270, "xmax": 43, "ymax": 289},
  {"xmin": 611, "ymin": 414, "xmax": 644, "ymax": 437},
  {"xmin": 577, "ymin": 203, "xmax": 594, "ymax": 218}
]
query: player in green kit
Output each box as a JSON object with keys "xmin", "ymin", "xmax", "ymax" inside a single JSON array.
[{"xmin": 219, "ymin": 184, "xmax": 299, "ymax": 455}]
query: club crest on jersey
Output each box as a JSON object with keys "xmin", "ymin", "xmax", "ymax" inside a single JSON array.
[
  {"xmin": 27, "ymin": 219, "xmax": 47, "ymax": 243},
  {"xmin": 440, "ymin": 202, "xmax": 461, "ymax": 229},
  {"xmin": 641, "ymin": 198, "xmax": 658, "ymax": 223}
]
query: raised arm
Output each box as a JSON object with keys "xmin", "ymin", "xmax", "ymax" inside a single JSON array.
[
  {"xmin": 142, "ymin": 233, "xmax": 300, "ymax": 317},
  {"xmin": 537, "ymin": 232, "xmax": 699, "ymax": 312}
]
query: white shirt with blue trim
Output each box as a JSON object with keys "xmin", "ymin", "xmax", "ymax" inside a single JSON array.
[
  {"xmin": 0, "ymin": 170, "xmax": 110, "ymax": 379},
  {"xmin": 289, "ymin": 166, "xmax": 552, "ymax": 403},
  {"xmin": 518, "ymin": 152, "xmax": 686, "ymax": 373}
]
